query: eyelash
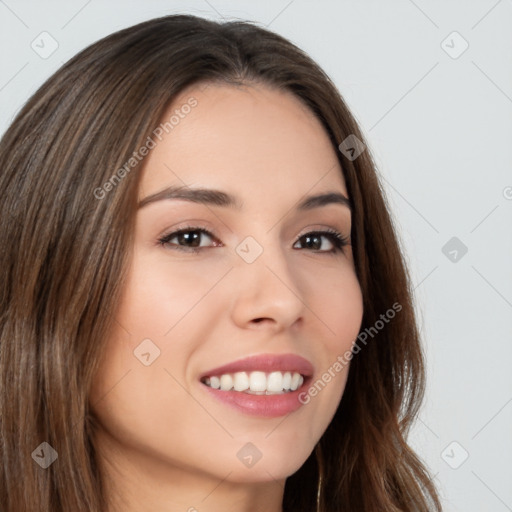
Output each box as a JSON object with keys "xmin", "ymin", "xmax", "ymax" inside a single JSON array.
[{"xmin": 157, "ymin": 224, "xmax": 350, "ymax": 255}]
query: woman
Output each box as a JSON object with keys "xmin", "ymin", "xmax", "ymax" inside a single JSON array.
[{"xmin": 0, "ymin": 14, "xmax": 442, "ymax": 512}]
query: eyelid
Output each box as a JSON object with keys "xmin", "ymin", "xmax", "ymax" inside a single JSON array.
[
  {"xmin": 156, "ymin": 223, "xmax": 220, "ymax": 251},
  {"xmin": 156, "ymin": 221, "xmax": 218, "ymax": 241}
]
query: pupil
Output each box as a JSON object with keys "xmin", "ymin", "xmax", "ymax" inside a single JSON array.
[
  {"xmin": 304, "ymin": 235, "xmax": 320, "ymax": 250},
  {"xmin": 180, "ymin": 232, "xmax": 200, "ymax": 247}
]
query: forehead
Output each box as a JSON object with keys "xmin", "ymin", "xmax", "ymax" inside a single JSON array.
[{"xmin": 138, "ymin": 82, "xmax": 347, "ymax": 201}]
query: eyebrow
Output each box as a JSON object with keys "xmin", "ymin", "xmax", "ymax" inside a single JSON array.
[{"xmin": 137, "ymin": 185, "xmax": 352, "ymax": 212}]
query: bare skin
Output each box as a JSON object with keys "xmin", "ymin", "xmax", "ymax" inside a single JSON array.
[{"xmin": 89, "ymin": 82, "xmax": 364, "ymax": 512}]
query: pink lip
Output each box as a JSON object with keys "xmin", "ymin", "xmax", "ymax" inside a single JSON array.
[
  {"xmin": 199, "ymin": 353, "xmax": 314, "ymax": 379},
  {"xmin": 201, "ymin": 384, "xmax": 311, "ymax": 417},
  {"xmin": 198, "ymin": 353, "xmax": 314, "ymax": 418}
]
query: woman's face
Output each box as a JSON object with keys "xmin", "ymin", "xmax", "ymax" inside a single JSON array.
[{"xmin": 90, "ymin": 82, "xmax": 363, "ymax": 500}]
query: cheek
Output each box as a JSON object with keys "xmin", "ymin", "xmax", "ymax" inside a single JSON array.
[
  {"xmin": 89, "ymin": 253, "xmax": 231, "ymax": 422},
  {"xmin": 311, "ymin": 262, "xmax": 364, "ymax": 352},
  {"xmin": 117, "ymin": 251, "xmax": 230, "ymax": 336},
  {"xmin": 300, "ymin": 265, "xmax": 363, "ymax": 425}
]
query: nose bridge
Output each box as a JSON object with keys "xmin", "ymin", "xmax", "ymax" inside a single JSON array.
[{"xmin": 230, "ymin": 231, "xmax": 305, "ymax": 327}]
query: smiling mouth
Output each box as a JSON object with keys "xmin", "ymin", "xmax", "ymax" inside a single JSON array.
[{"xmin": 200, "ymin": 370, "xmax": 305, "ymax": 395}]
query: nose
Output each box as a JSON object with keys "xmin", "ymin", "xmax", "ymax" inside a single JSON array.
[{"xmin": 229, "ymin": 238, "xmax": 306, "ymax": 332}]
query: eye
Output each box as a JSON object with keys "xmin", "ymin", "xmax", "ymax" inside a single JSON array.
[
  {"xmin": 293, "ymin": 229, "xmax": 349, "ymax": 254},
  {"xmin": 157, "ymin": 226, "xmax": 350, "ymax": 254},
  {"xmin": 157, "ymin": 225, "xmax": 218, "ymax": 253}
]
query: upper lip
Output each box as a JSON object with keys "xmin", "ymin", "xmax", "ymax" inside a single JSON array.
[{"xmin": 199, "ymin": 353, "xmax": 314, "ymax": 379}]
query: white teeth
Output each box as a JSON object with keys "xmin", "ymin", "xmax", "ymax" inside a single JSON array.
[
  {"xmin": 267, "ymin": 371, "xmax": 283, "ymax": 393},
  {"xmin": 282, "ymin": 371, "xmax": 292, "ymax": 390},
  {"xmin": 202, "ymin": 371, "xmax": 305, "ymax": 394},
  {"xmin": 249, "ymin": 371, "xmax": 267, "ymax": 392},
  {"xmin": 290, "ymin": 373, "xmax": 303, "ymax": 391},
  {"xmin": 233, "ymin": 372, "xmax": 249, "ymax": 391},
  {"xmin": 220, "ymin": 374, "xmax": 233, "ymax": 391}
]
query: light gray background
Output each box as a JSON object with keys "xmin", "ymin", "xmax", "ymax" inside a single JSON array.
[{"xmin": 1, "ymin": 1, "xmax": 511, "ymax": 510}]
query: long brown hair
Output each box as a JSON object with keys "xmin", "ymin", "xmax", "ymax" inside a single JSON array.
[{"xmin": 0, "ymin": 14, "xmax": 442, "ymax": 511}]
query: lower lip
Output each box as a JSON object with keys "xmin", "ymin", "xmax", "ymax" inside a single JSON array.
[{"xmin": 200, "ymin": 379, "xmax": 310, "ymax": 418}]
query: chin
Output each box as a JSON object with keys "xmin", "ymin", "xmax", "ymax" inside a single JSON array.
[
  {"xmin": 219, "ymin": 448, "xmax": 312, "ymax": 484},
  {"xmin": 224, "ymin": 464, "xmax": 301, "ymax": 485}
]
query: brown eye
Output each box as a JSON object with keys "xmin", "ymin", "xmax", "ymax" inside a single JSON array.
[
  {"xmin": 158, "ymin": 226, "xmax": 218, "ymax": 253},
  {"xmin": 294, "ymin": 230, "xmax": 349, "ymax": 253}
]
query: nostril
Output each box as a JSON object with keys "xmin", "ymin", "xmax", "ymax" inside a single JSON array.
[{"xmin": 253, "ymin": 318, "xmax": 271, "ymax": 324}]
